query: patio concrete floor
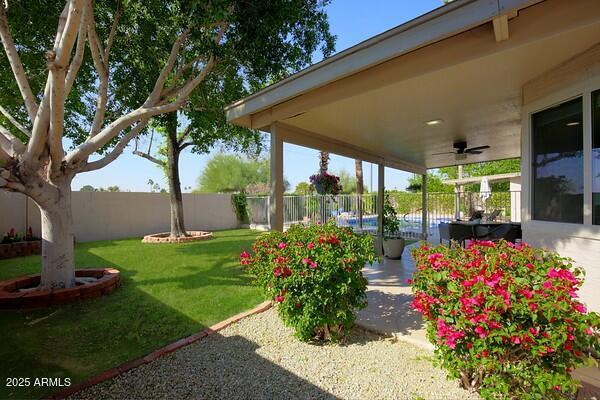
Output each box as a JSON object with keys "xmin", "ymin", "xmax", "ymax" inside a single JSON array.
[{"xmin": 357, "ymin": 243, "xmax": 433, "ymax": 351}]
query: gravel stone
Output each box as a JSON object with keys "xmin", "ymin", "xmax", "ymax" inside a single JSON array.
[{"xmin": 71, "ymin": 309, "xmax": 480, "ymax": 400}]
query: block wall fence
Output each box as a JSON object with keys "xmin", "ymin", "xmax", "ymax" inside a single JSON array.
[{"xmin": 0, "ymin": 191, "xmax": 239, "ymax": 242}]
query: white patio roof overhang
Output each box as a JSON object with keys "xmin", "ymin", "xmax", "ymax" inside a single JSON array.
[{"xmin": 226, "ymin": 0, "xmax": 600, "ymax": 175}]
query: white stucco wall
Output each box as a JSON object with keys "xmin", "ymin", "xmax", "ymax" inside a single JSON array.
[{"xmin": 0, "ymin": 191, "xmax": 239, "ymax": 242}]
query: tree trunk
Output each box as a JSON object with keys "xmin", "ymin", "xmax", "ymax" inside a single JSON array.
[
  {"xmin": 38, "ymin": 183, "xmax": 76, "ymax": 289},
  {"xmin": 355, "ymin": 159, "xmax": 364, "ymax": 229},
  {"xmin": 166, "ymin": 114, "xmax": 187, "ymax": 237}
]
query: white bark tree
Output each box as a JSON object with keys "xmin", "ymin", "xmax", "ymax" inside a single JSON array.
[{"xmin": 0, "ymin": 0, "xmax": 223, "ymax": 288}]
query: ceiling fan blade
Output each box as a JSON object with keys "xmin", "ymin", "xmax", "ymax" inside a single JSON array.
[
  {"xmin": 431, "ymin": 151, "xmax": 456, "ymax": 156},
  {"xmin": 466, "ymin": 150, "xmax": 483, "ymax": 154},
  {"xmin": 465, "ymin": 145, "xmax": 490, "ymax": 153}
]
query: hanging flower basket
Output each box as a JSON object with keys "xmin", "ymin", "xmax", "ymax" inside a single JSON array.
[{"xmin": 309, "ymin": 172, "xmax": 343, "ymax": 195}]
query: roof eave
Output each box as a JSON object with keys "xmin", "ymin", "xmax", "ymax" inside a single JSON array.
[{"xmin": 226, "ymin": 0, "xmax": 542, "ymax": 127}]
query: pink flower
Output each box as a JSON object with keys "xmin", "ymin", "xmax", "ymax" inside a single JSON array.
[
  {"xmin": 519, "ymin": 288, "xmax": 533, "ymax": 299},
  {"xmin": 406, "ymin": 278, "xmax": 412, "ymax": 284},
  {"xmin": 525, "ymin": 263, "xmax": 534, "ymax": 271},
  {"xmin": 510, "ymin": 335, "xmax": 521, "ymax": 344},
  {"xmin": 274, "ymin": 295, "xmax": 285, "ymax": 303},
  {"xmin": 240, "ymin": 251, "xmax": 250, "ymax": 258},
  {"xmin": 585, "ymin": 327, "xmax": 594, "ymax": 336},
  {"xmin": 274, "ymin": 267, "xmax": 283, "ymax": 277},
  {"xmin": 542, "ymin": 280, "xmax": 553, "ymax": 290},
  {"xmin": 474, "ymin": 326, "xmax": 488, "ymax": 338},
  {"xmin": 529, "ymin": 302, "xmax": 538, "ymax": 312},
  {"xmin": 278, "ymin": 242, "xmax": 286, "ymax": 249},
  {"xmin": 307, "ymin": 242, "xmax": 315, "ymax": 249},
  {"xmin": 572, "ymin": 302, "xmax": 587, "ymax": 314},
  {"xmin": 529, "ymin": 327, "xmax": 539, "ymax": 336},
  {"xmin": 302, "ymin": 258, "xmax": 310, "ymax": 264},
  {"xmin": 309, "ymin": 261, "xmax": 317, "ymax": 269}
]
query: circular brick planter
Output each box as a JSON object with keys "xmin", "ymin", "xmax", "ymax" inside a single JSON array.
[
  {"xmin": 0, "ymin": 240, "xmax": 41, "ymax": 260},
  {"xmin": 142, "ymin": 231, "xmax": 213, "ymax": 244},
  {"xmin": 0, "ymin": 268, "xmax": 120, "ymax": 309}
]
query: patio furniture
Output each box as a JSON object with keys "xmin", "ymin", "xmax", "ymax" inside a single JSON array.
[
  {"xmin": 439, "ymin": 222, "xmax": 474, "ymax": 247},
  {"xmin": 473, "ymin": 223, "xmax": 521, "ymax": 243}
]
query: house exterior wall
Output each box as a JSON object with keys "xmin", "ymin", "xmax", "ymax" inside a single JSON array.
[
  {"xmin": 0, "ymin": 191, "xmax": 239, "ymax": 242},
  {"xmin": 521, "ymin": 47, "xmax": 600, "ymax": 311}
]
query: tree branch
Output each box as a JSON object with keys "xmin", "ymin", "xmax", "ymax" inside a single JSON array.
[
  {"xmin": 22, "ymin": 79, "xmax": 51, "ymax": 168},
  {"xmin": 146, "ymin": 28, "xmax": 191, "ymax": 106},
  {"xmin": 177, "ymin": 125, "xmax": 192, "ymax": 146},
  {"xmin": 103, "ymin": 7, "xmax": 121, "ymax": 64},
  {"xmin": 79, "ymin": 120, "xmax": 149, "ymax": 172},
  {"xmin": 0, "ymin": 3, "xmax": 39, "ymax": 122},
  {"xmin": 48, "ymin": 66, "xmax": 66, "ymax": 175},
  {"xmin": 0, "ymin": 105, "xmax": 30, "ymax": 137},
  {"xmin": 179, "ymin": 142, "xmax": 194, "ymax": 151},
  {"xmin": 86, "ymin": 9, "xmax": 109, "ymax": 137},
  {"xmin": 53, "ymin": 0, "xmax": 85, "ymax": 70},
  {"xmin": 65, "ymin": 2, "xmax": 88, "ymax": 96},
  {"xmin": 0, "ymin": 124, "xmax": 26, "ymax": 157},
  {"xmin": 133, "ymin": 150, "xmax": 165, "ymax": 166}
]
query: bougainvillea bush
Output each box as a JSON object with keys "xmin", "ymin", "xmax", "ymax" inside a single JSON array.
[
  {"xmin": 411, "ymin": 240, "xmax": 599, "ymax": 400},
  {"xmin": 242, "ymin": 221, "xmax": 374, "ymax": 341}
]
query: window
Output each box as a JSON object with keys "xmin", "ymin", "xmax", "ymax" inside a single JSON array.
[
  {"xmin": 532, "ymin": 97, "xmax": 583, "ymax": 224},
  {"xmin": 593, "ymin": 90, "xmax": 600, "ymax": 225}
]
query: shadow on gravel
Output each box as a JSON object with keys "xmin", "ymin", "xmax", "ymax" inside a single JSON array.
[{"xmin": 72, "ymin": 333, "xmax": 340, "ymax": 400}]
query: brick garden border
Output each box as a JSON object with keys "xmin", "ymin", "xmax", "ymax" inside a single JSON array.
[
  {"xmin": 48, "ymin": 300, "xmax": 272, "ymax": 399},
  {"xmin": 0, "ymin": 268, "xmax": 120, "ymax": 309},
  {"xmin": 141, "ymin": 231, "xmax": 213, "ymax": 244},
  {"xmin": 0, "ymin": 240, "xmax": 41, "ymax": 260}
]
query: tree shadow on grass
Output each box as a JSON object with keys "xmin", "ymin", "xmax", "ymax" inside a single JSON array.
[
  {"xmin": 0, "ymin": 248, "xmax": 256, "ymax": 400},
  {"xmin": 72, "ymin": 333, "xmax": 339, "ymax": 400}
]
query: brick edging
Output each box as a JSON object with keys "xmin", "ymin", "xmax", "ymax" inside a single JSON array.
[{"xmin": 47, "ymin": 301, "xmax": 272, "ymax": 400}]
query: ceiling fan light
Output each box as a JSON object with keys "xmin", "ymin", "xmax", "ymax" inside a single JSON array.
[{"xmin": 425, "ymin": 119, "xmax": 443, "ymax": 126}]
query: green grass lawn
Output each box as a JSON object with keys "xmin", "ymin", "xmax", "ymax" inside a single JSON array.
[{"xmin": 0, "ymin": 229, "xmax": 262, "ymax": 399}]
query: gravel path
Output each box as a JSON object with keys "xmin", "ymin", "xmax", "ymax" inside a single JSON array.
[{"xmin": 71, "ymin": 309, "xmax": 480, "ymax": 400}]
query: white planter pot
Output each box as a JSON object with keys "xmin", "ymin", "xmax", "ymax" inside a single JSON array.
[{"xmin": 383, "ymin": 237, "xmax": 406, "ymax": 259}]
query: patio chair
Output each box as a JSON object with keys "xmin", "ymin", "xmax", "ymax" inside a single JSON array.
[
  {"xmin": 473, "ymin": 223, "xmax": 519, "ymax": 243},
  {"xmin": 485, "ymin": 209, "xmax": 502, "ymax": 222}
]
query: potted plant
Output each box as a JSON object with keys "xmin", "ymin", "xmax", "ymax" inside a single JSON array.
[{"xmin": 382, "ymin": 191, "xmax": 405, "ymax": 259}]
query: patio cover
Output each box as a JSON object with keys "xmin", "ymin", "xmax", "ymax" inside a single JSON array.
[{"xmin": 226, "ymin": 0, "xmax": 600, "ymax": 172}]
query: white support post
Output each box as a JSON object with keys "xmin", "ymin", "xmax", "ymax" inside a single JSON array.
[
  {"xmin": 270, "ymin": 125, "xmax": 284, "ymax": 231},
  {"xmin": 376, "ymin": 164, "xmax": 385, "ymax": 255},
  {"xmin": 421, "ymin": 173, "xmax": 428, "ymax": 240}
]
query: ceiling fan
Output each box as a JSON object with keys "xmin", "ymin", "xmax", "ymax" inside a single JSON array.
[{"xmin": 431, "ymin": 141, "xmax": 490, "ymax": 160}]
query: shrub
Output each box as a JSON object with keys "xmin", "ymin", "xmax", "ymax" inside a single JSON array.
[
  {"xmin": 242, "ymin": 221, "xmax": 374, "ymax": 341},
  {"xmin": 410, "ymin": 241, "xmax": 600, "ymax": 400},
  {"xmin": 231, "ymin": 193, "xmax": 249, "ymax": 224}
]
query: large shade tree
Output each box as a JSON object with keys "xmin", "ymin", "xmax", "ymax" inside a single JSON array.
[{"xmin": 0, "ymin": 0, "xmax": 334, "ymax": 289}]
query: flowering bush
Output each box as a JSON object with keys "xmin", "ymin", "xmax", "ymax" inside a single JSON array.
[
  {"xmin": 1, "ymin": 227, "xmax": 39, "ymax": 244},
  {"xmin": 411, "ymin": 241, "xmax": 599, "ymax": 399},
  {"xmin": 309, "ymin": 172, "xmax": 342, "ymax": 195},
  {"xmin": 242, "ymin": 221, "xmax": 374, "ymax": 341}
]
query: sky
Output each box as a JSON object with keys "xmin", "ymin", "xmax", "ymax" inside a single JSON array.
[{"xmin": 72, "ymin": 0, "xmax": 444, "ymax": 193}]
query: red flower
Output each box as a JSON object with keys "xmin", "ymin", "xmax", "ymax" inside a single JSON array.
[
  {"xmin": 274, "ymin": 295, "xmax": 285, "ymax": 303},
  {"xmin": 572, "ymin": 302, "xmax": 587, "ymax": 314}
]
